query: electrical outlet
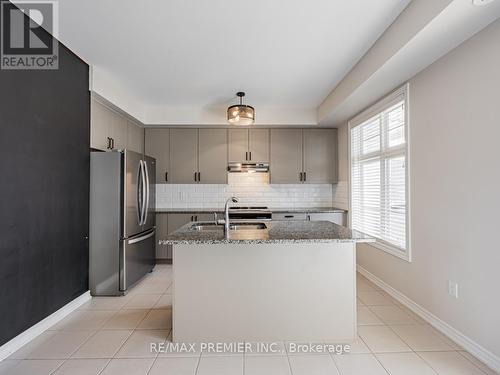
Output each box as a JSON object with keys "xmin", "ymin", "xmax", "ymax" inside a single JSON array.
[{"xmin": 448, "ymin": 281, "xmax": 459, "ymax": 298}]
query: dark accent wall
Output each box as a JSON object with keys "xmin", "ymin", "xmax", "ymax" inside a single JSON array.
[{"xmin": 0, "ymin": 5, "xmax": 90, "ymax": 345}]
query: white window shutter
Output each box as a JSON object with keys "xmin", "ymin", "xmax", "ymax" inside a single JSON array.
[{"xmin": 350, "ymin": 89, "xmax": 409, "ymax": 257}]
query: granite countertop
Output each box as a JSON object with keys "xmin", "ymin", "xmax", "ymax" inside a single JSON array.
[
  {"xmin": 159, "ymin": 220, "xmax": 373, "ymax": 245},
  {"xmin": 271, "ymin": 207, "xmax": 347, "ymax": 213},
  {"xmin": 156, "ymin": 208, "xmax": 223, "ymax": 213},
  {"xmin": 156, "ymin": 207, "xmax": 347, "ymax": 214}
]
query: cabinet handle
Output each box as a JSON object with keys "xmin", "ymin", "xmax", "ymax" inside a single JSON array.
[
  {"xmin": 106, "ymin": 137, "xmax": 112, "ymax": 149},
  {"xmin": 197, "ymin": 172, "xmax": 201, "ymax": 182},
  {"xmin": 284, "ymin": 215, "xmax": 294, "ymax": 218},
  {"xmin": 111, "ymin": 138, "xmax": 115, "ymax": 149},
  {"xmin": 303, "ymin": 172, "xmax": 306, "ymax": 182},
  {"xmin": 249, "ymin": 151, "xmax": 252, "ymax": 160},
  {"xmin": 194, "ymin": 172, "xmax": 197, "ymax": 182},
  {"xmin": 165, "ymin": 172, "xmax": 168, "ymax": 182},
  {"xmin": 299, "ymin": 172, "xmax": 303, "ymax": 182},
  {"xmin": 245, "ymin": 151, "xmax": 248, "ymax": 161}
]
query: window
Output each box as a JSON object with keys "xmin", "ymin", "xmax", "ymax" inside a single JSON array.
[{"xmin": 349, "ymin": 85, "xmax": 410, "ymax": 260}]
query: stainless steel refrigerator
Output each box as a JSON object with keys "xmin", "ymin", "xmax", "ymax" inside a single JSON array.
[{"xmin": 90, "ymin": 150, "xmax": 156, "ymax": 295}]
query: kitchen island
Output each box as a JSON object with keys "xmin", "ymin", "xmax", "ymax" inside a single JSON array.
[{"xmin": 160, "ymin": 220, "xmax": 373, "ymax": 343}]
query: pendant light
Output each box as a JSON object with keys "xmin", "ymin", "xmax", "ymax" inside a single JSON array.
[{"xmin": 227, "ymin": 92, "xmax": 255, "ymax": 126}]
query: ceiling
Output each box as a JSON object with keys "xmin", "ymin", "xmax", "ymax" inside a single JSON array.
[{"xmin": 57, "ymin": 0, "xmax": 411, "ymax": 124}]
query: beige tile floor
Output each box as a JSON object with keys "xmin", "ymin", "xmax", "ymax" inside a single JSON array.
[{"xmin": 1, "ymin": 265, "xmax": 498, "ymax": 375}]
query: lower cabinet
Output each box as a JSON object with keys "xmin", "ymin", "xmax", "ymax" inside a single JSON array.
[
  {"xmin": 156, "ymin": 212, "xmax": 219, "ymax": 260},
  {"xmin": 271, "ymin": 211, "xmax": 347, "ymax": 226},
  {"xmin": 167, "ymin": 213, "xmax": 193, "ymax": 234},
  {"xmin": 195, "ymin": 213, "xmax": 215, "ymax": 221},
  {"xmin": 308, "ymin": 212, "xmax": 346, "ymax": 226},
  {"xmin": 165, "ymin": 213, "xmax": 192, "ymax": 261},
  {"xmin": 156, "ymin": 213, "xmax": 169, "ymax": 259},
  {"xmin": 271, "ymin": 212, "xmax": 307, "ymax": 221}
]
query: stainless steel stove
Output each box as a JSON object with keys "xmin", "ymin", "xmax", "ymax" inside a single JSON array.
[{"xmin": 228, "ymin": 206, "xmax": 272, "ymax": 221}]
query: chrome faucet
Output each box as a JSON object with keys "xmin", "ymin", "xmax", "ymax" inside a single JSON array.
[{"xmin": 224, "ymin": 196, "xmax": 239, "ymax": 237}]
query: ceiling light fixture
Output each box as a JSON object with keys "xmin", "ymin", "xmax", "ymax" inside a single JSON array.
[{"xmin": 227, "ymin": 92, "xmax": 255, "ymax": 126}]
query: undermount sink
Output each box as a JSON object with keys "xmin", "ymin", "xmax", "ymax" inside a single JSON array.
[
  {"xmin": 189, "ymin": 223, "xmax": 222, "ymax": 231},
  {"xmin": 229, "ymin": 223, "xmax": 267, "ymax": 230},
  {"xmin": 189, "ymin": 222, "xmax": 268, "ymax": 231}
]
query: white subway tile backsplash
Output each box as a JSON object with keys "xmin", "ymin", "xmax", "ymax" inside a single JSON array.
[
  {"xmin": 156, "ymin": 173, "xmax": 333, "ymax": 209},
  {"xmin": 332, "ymin": 180, "xmax": 349, "ymax": 210}
]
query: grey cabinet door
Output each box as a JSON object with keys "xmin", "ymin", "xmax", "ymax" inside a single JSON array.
[
  {"xmin": 145, "ymin": 128, "xmax": 170, "ymax": 183},
  {"xmin": 90, "ymin": 99, "xmax": 109, "ymax": 151},
  {"xmin": 127, "ymin": 121, "xmax": 144, "ymax": 154},
  {"xmin": 170, "ymin": 129, "xmax": 198, "ymax": 184},
  {"xmin": 108, "ymin": 110, "xmax": 128, "ymax": 150},
  {"xmin": 270, "ymin": 129, "xmax": 303, "ymax": 183},
  {"xmin": 195, "ymin": 213, "xmax": 215, "ymax": 221},
  {"xmin": 167, "ymin": 213, "xmax": 193, "ymax": 234},
  {"xmin": 198, "ymin": 129, "xmax": 227, "ymax": 184},
  {"xmin": 166, "ymin": 212, "xmax": 194, "ymax": 261},
  {"xmin": 155, "ymin": 213, "xmax": 169, "ymax": 259},
  {"xmin": 303, "ymin": 129, "xmax": 337, "ymax": 183},
  {"xmin": 228, "ymin": 129, "xmax": 248, "ymax": 162},
  {"xmin": 308, "ymin": 212, "xmax": 345, "ymax": 226},
  {"xmin": 249, "ymin": 129, "xmax": 269, "ymax": 162}
]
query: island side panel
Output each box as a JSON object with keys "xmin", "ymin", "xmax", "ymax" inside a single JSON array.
[{"xmin": 172, "ymin": 242, "xmax": 356, "ymax": 342}]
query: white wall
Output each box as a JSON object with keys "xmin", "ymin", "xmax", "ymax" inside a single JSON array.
[{"xmin": 347, "ymin": 19, "xmax": 500, "ymax": 358}]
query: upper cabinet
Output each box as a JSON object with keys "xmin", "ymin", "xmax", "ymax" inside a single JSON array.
[
  {"xmin": 90, "ymin": 97, "xmax": 144, "ymax": 153},
  {"xmin": 248, "ymin": 129, "xmax": 269, "ymax": 162},
  {"xmin": 169, "ymin": 129, "xmax": 199, "ymax": 184},
  {"xmin": 107, "ymin": 110, "xmax": 127, "ymax": 150},
  {"xmin": 270, "ymin": 128, "xmax": 337, "ymax": 184},
  {"xmin": 198, "ymin": 129, "xmax": 227, "ymax": 184},
  {"xmin": 303, "ymin": 129, "xmax": 337, "ymax": 184},
  {"xmin": 145, "ymin": 128, "xmax": 169, "ymax": 183},
  {"xmin": 127, "ymin": 120, "xmax": 144, "ymax": 154},
  {"xmin": 144, "ymin": 127, "xmax": 337, "ymax": 185},
  {"xmin": 228, "ymin": 129, "xmax": 269, "ymax": 162},
  {"xmin": 90, "ymin": 100, "xmax": 109, "ymax": 151},
  {"xmin": 168, "ymin": 128, "xmax": 227, "ymax": 184},
  {"xmin": 270, "ymin": 129, "xmax": 303, "ymax": 183},
  {"xmin": 228, "ymin": 129, "xmax": 248, "ymax": 162}
]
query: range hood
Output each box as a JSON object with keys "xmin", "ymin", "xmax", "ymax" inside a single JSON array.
[{"xmin": 228, "ymin": 162, "xmax": 269, "ymax": 173}]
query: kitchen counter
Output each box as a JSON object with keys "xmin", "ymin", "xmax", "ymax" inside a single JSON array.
[
  {"xmin": 156, "ymin": 206, "xmax": 346, "ymax": 213},
  {"xmin": 156, "ymin": 208, "xmax": 223, "ymax": 213},
  {"xmin": 160, "ymin": 220, "xmax": 372, "ymax": 245},
  {"xmin": 270, "ymin": 207, "xmax": 346, "ymax": 213},
  {"xmin": 170, "ymin": 220, "xmax": 370, "ymax": 343}
]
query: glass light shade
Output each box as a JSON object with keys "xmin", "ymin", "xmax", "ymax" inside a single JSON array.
[{"xmin": 227, "ymin": 105, "xmax": 255, "ymax": 126}]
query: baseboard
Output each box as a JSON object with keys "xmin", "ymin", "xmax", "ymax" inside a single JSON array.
[
  {"xmin": 357, "ymin": 265, "xmax": 500, "ymax": 373},
  {"xmin": 0, "ymin": 291, "xmax": 91, "ymax": 362}
]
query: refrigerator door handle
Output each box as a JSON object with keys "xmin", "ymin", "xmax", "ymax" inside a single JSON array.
[
  {"xmin": 137, "ymin": 160, "xmax": 144, "ymax": 225},
  {"xmin": 141, "ymin": 160, "xmax": 148, "ymax": 225},
  {"xmin": 139, "ymin": 160, "xmax": 147, "ymax": 225},
  {"xmin": 143, "ymin": 159, "xmax": 150, "ymax": 226},
  {"xmin": 127, "ymin": 228, "xmax": 155, "ymax": 245}
]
